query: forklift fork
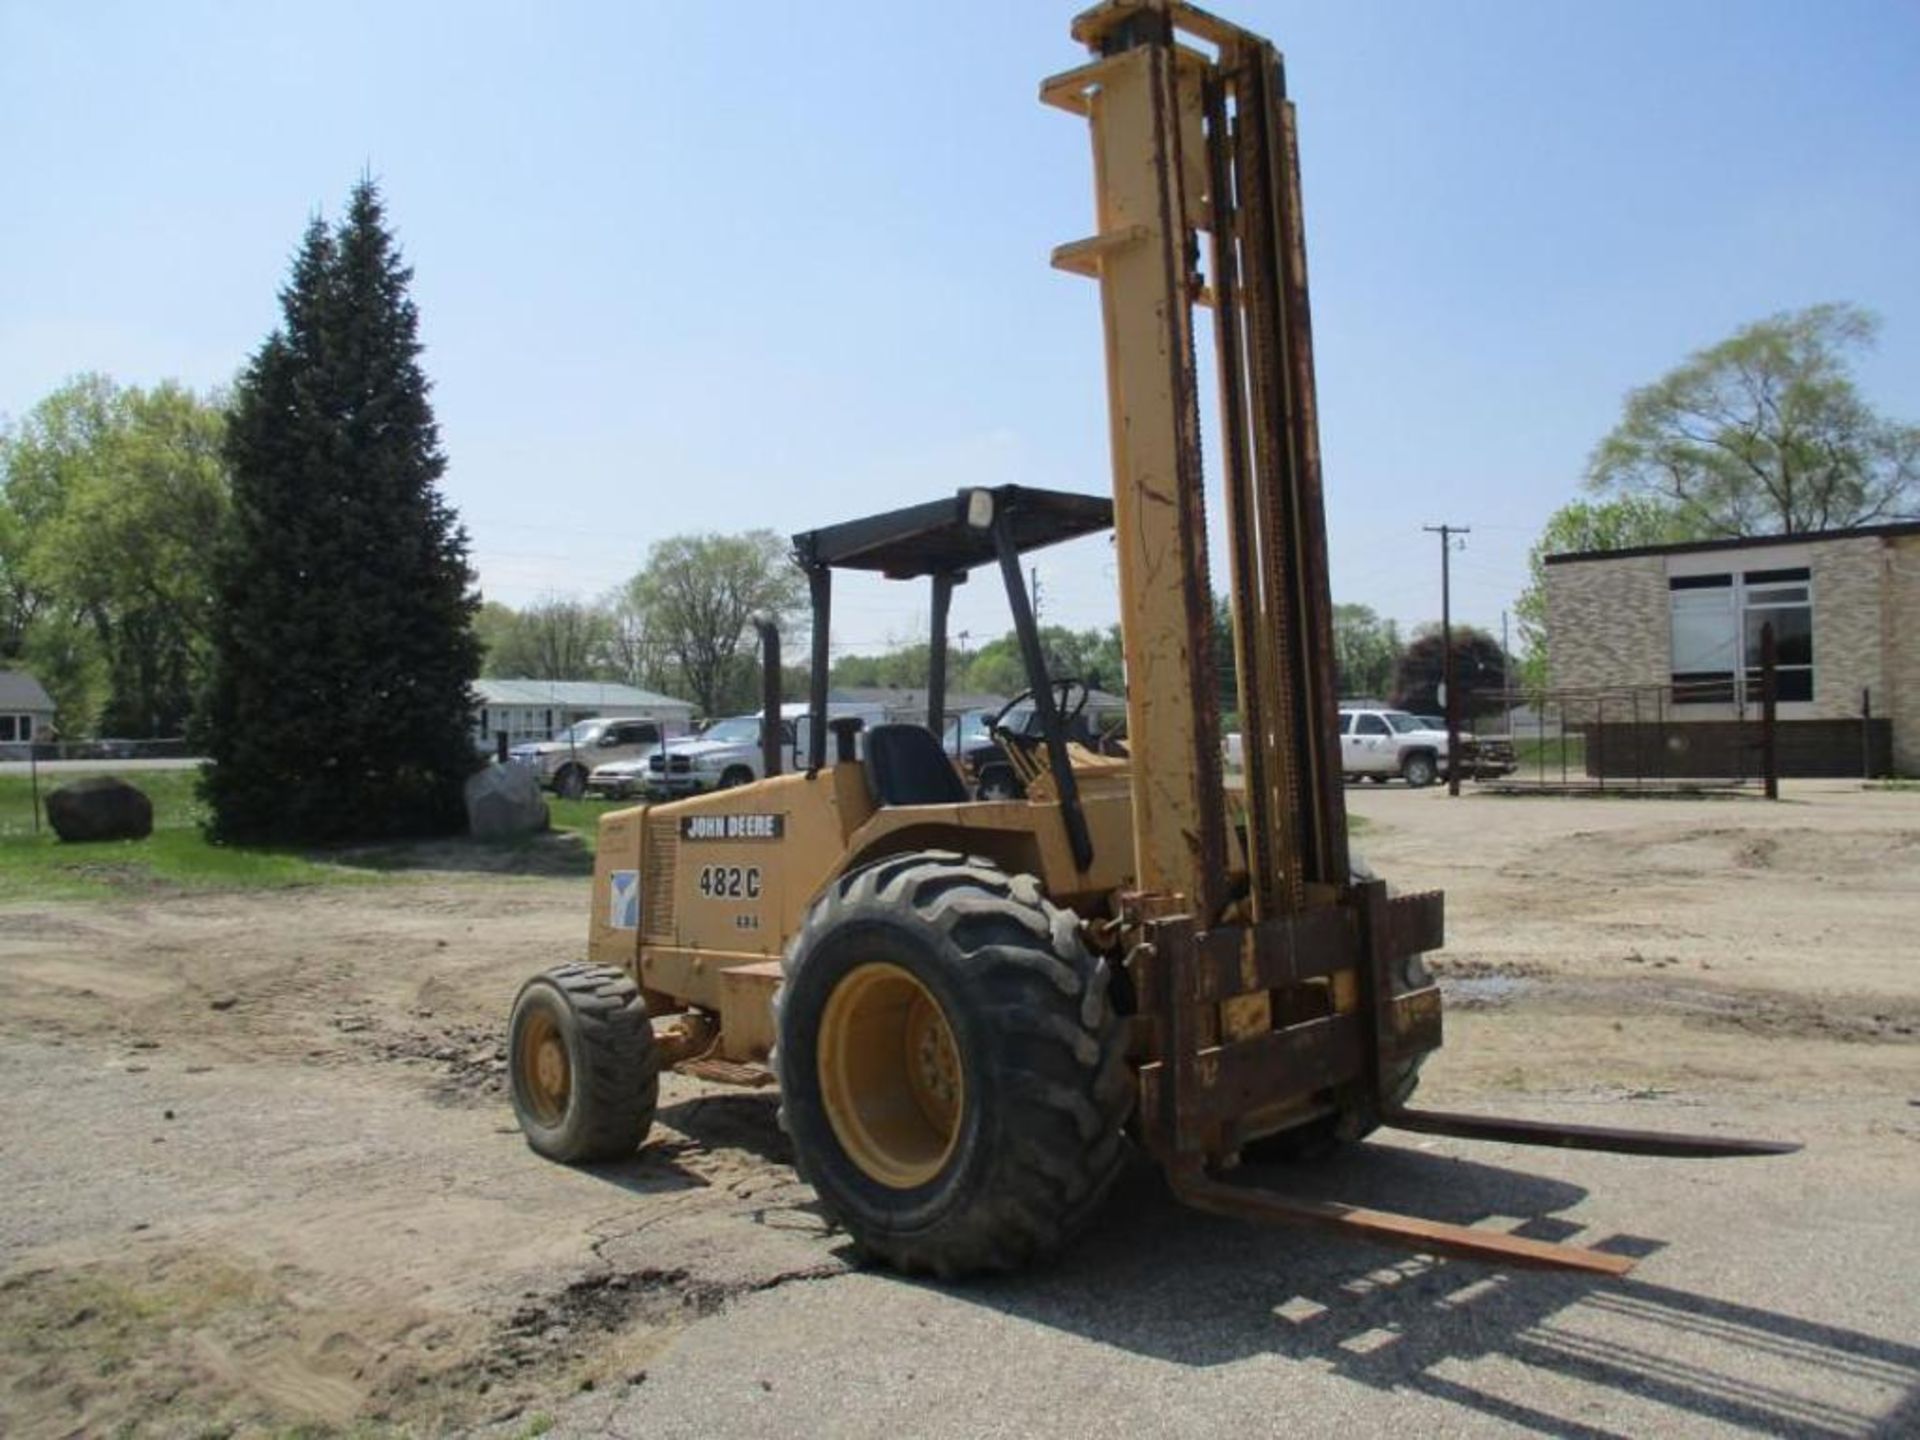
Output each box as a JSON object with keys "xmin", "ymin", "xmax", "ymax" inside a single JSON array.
[{"xmin": 1138, "ymin": 881, "xmax": 1796, "ymax": 1276}]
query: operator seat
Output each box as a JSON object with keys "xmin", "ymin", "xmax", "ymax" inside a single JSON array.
[{"xmin": 864, "ymin": 724, "xmax": 970, "ymax": 807}]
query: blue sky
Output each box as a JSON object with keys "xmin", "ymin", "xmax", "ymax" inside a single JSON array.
[{"xmin": 4, "ymin": 1, "xmax": 1917, "ymax": 658}]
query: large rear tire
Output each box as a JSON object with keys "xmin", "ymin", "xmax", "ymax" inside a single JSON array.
[
  {"xmin": 773, "ymin": 853, "xmax": 1130, "ymax": 1277},
  {"xmin": 508, "ymin": 963, "xmax": 659, "ymax": 1163}
]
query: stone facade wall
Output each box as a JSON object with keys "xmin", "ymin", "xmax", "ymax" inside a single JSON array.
[
  {"xmin": 1808, "ymin": 537, "xmax": 1885, "ymax": 721},
  {"xmin": 1885, "ymin": 535, "xmax": 1920, "ymax": 776},
  {"xmin": 1545, "ymin": 555, "xmax": 1667, "ymax": 691},
  {"xmin": 1548, "ymin": 538, "xmax": 1895, "ymax": 729}
]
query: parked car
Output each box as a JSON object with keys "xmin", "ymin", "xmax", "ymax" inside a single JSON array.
[
  {"xmin": 509, "ymin": 717, "xmax": 677, "ymax": 800},
  {"xmin": 1339, "ymin": 706, "xmax": 1451, "ymax": 787},
  {"xmin": 585, "ymin": 754, "xmax": 656, "ymax": 800},
  {"xmin": 1407, "ymin": 714, "xmax": 1519, "ymax": 780},
  {"xmin": 644, "ymin": 702, "xmax": 889, "ymax": 799},
  {"xmin": 1339, "ymin": 706, "xmax": 1516, "ymax": 786}
]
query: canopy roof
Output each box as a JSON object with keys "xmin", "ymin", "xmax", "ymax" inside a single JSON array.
[{"xmin": 791, "ymin": 485, "xmax": 1113, "ymax": 580}]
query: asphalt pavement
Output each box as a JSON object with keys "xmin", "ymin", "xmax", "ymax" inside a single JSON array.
[{"xmin": 525, "ymin": 1098, "xmax": 1917, "ymax": 1440}]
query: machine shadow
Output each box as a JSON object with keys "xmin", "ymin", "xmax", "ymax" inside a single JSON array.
[
  {"xmin": 654, "ymin": 1091, "xmax": 792, "ymax": 1168},
  {"xmin": 574, "ymin": 1091, "xmax": 798, "ymax": 1199},
  {"xmin": 936, "ymin": 1141, "xmax": 1919, "ymax": 1438}
]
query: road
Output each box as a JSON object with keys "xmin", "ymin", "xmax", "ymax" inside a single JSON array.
[{"xmin": 0, "ymin": 756, "xmax": 202, "ymax": 777}]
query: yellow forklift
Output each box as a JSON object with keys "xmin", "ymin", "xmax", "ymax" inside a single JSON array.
[{"xmin": 506, "ymin": 0, "xmax": 1791, "ymax": 1278}]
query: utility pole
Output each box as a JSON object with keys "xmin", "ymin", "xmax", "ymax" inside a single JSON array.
[
  {"xmin": 1424, "ymin": 524, "xmax": 1471, "ymax": 796},
  {"xmin": 1501, "ymin": 608, "xmax": 1514, "ymax": 738}
]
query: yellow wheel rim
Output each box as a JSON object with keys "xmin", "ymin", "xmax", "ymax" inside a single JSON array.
[
  {"xmin": 518, "ymin": 1007, "xmax": 571, "ymax": 1127},
  {"xmin": 818, "ymin": 962, "xmax": 965, "ymax": 1189}
]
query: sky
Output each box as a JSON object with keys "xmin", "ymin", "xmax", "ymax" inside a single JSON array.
[{"xmin": 4, "ymin": 0, "xmax": 1918, "ymax": 664}]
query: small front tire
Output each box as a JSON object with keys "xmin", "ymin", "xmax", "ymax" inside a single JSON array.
[
  {"xmin": 509, "ymin": 963, "xmax": 659, "ymax": 1164},
  {"xmin": 554, "ymin": 766, "xmax": 587, "ymax": 800}
]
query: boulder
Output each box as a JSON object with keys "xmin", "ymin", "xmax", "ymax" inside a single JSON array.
[
  {"xmin": 46, "ymin": 776, "xmax": 154, "ymax": 843},
  {"xmin": 465, "ymin": 762, "xmax": 550, "ymax": 840}
]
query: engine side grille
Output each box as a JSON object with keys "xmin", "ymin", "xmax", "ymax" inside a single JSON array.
[{"xmin": 642, "ymin": 814, "xmax": 678, "ymax": 940}]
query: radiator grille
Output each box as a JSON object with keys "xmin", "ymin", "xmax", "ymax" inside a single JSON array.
[{"xmin": 642, "ymin": 815, "xmax": 678, "ymax": 939}]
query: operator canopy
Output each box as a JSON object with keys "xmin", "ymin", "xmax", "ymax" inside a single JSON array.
[{"xmin": 791, "ymin": 484, "xmax": 1113, "ymax": 580}]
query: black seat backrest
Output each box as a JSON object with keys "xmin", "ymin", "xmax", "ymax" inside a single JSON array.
[{"xmin": 864, "ymin": 724, "xmax": 969, "ymax": 807}]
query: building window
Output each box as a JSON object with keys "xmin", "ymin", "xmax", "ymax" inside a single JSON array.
[
  {"xmin": 1669, "ymin": 567, "xmax": 1812, "ymax": 705},
  {"xmin": 0, "ymin": 716, "xmax": 15, "ymax": 742},
  {"xmin": 1742, "ymin": 568, "xmax": 1812, "ymax": 702}
]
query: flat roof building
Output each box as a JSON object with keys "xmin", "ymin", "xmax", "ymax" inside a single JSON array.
[{"xmin": 1545, "ymin": 522, "xmax": 1919, "ymax": 777}]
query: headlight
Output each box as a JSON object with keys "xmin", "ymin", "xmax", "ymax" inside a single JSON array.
[{"xmin": 693, "ymin": 755, "xmax": 725, "ymax": 771}]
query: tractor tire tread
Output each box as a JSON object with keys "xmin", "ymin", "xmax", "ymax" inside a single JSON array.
[
  {"xmin": 513, "ymin": 963, "xmax": 660, "ymax": 1164},
  {"xmin": 773, "ymin": 852, "xmax": 1129, "ymax": 1277}
]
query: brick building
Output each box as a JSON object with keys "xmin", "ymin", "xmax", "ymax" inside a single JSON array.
[{"xmin": 1544, "ymin": 523, "xmax": 1920, "ymax": 777}]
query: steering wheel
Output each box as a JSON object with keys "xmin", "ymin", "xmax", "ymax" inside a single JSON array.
[{"xmin": 989, "ymin": 678, "xmax": 1089, "ymax": 746}]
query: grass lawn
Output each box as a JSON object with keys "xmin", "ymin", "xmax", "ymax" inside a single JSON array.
[
  {"xmin": 545, "ymin": 794, "xmax": 616, "ymax": 849},
  {"xmin": 0, "ymin": 770, "xmax": 1395, "ymax": 904},
  {"xmin": 0, "ymin": 768, "xmax": 376, "ymax": 904},
  {"xmin": 1510, "ymin": 734, "xmax": 1587, "ymax": 777}
]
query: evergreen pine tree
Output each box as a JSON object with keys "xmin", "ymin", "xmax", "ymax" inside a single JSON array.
[{"xmin": 202, "ymin": 181, "xmax": 480, "ymax": 842}]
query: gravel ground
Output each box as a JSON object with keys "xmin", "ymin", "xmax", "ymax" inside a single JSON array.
[{"xmin": 2, "ymin": 781, "xmax": 1915, "ymax": 1437}]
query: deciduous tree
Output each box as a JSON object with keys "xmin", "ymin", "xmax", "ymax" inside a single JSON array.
[
  {"xmin": 478, "ymin": 596, "xmax": 615, "ymax": 680},
  {"xmin": 1331, "ymin": 603, "xmax": 1403, "ymax": 701},
  {"xmin": 623, "ymin": 531, "xmax": 803, "ymax": 717},
  {"xmin": 0, "ymin": 374, "xmax": 228, "ymax": 734},
  {"xmin": 1589, "ymin": 303, "xmax": 1919, "ymax": 536},
  {"xmin": 1391, "ymin": 625, "xmax": 1506, "ymax": 719}
]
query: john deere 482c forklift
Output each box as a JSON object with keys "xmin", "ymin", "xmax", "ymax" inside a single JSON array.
[{"xmin": 507, "ymin": 0, "xmax": 1791, "ymax": 1278}]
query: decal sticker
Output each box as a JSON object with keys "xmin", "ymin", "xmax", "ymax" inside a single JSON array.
[
  {"xmin": 681, "ymin": 813, "xmax": 785, "ymax": 841},
  {"xmin": 609, "ymin": 869, "xmax": 640, "ymax": 930}
]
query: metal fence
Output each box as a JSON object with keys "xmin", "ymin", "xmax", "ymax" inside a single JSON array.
[{"xmin": 1478, "ymin": 683, "xmax": 1770, "ymax": 793}]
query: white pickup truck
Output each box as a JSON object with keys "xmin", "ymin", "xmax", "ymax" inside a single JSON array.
[
  {"xmin": 509, "ymin": 716, "xmax": 681, "ymax": 800},
  {"xmin": 614, "ymin": 701, "xmax": 890, "ymax": 799},
  {"xmin": 1339, "ymin": 706, "xmax": 1451, "ymax": 787}
]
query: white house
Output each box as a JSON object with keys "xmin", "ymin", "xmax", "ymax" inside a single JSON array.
[
  {"xmin": 0, "ymin": 670, "xmax": 56, "ymax": 748},
  {"xmin": 473, "ymin": 679, "xmax": 696, "ymax": 750}
]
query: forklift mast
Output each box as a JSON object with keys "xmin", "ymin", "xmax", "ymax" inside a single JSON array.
[
  {"xmin": 1044, "ymin": 0, "xmax": 1345, "ymax": 924},
  {"xmin": 1044, "ymin": 2, "xmax": 1791, "ymax": 1271}
]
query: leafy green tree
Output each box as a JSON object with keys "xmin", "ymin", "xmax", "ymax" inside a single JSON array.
[
  {"xmin": 473, "ymin": 600, "xmax": 523, "ymax": 677},
  {"xmin": 0, "ymin": 472, "xmax": 45, "ymax": 662},
  {"xmin": 0, "ymin": 375, "xmax": 228, "ymax": 734},
  {"xmin": 1590, "ymin": 303, "xmax": 1919, "ymax": 536},
  {"xmin": 478, "ymin": 596, "xmax": 615, "ymax": 679},
  {"xmin": 831, "ymin": 643, "xmax": 933, "ymax": 690},
  {"xmin": 1513, "ymin": 495, "xmax": 1704, "ymax": 690},
  {"xmin": 960, "ymin": 625, "xmax": 1124, "ymax": 698},
  {"xmin": 1331, "ymin": 603, "xmax": 1403, "ymax": 700},
  {"xmin": 622, "ymin": 531, "xmax": 804, "ymax": 716},
  {"xmin": 1391, "ymin": 624, "xmax": 1506, "ymax": 719},
  {"xmin": 202, "ymin": 180, "xmax": 480, "ymax": 843}
]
